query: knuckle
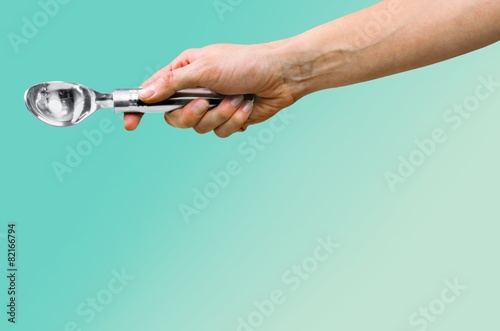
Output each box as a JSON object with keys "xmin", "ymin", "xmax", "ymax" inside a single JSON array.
[
  {"xmin": 228, "ymin": 115, "xmax": 247, "ymax": 131},
  {"xmin": 164, "ymin": 113, "xmax": 183, "ymax": 128},
  {"xmin": 178, "ymin": 115, "xmax": 193, "ymax": 128},
  {"xmin": 158, "ymin": 69, "xmax": 175, "ymax": 86},
  {"xmin": 214, "ymin": 129, "xmax": 230, "ymax": 138},
  {"xmin": 193, "ymin": 125, "xmax": 210, "ymax": 134},
  {"xmin": 213, "ymin": 112, "xmax": 229, "ymax": 123},
  {"xmin": 164, "ymin": 114, "xmax": 175, "ymax": 127},
  {"xmin": 183, "ymin": 48, "xmax": 199, "ymax": 57},
  {"xmin": 214, "ymin": 107, "xmax": 235, "ymax": 122}
]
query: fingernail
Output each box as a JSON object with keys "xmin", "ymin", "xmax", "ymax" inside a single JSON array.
[
  {"xmin": 230, "ymin": 95, "xmax": 244, "ymax": 107},
  {"xmin": 193, "ymin": 99, "xmax": 209, "ymax": 115},
  {"xmin": 139, "ymin": 87, "xmax": 155, "ymax": 99},
  {"xmin": 241, "ymin": 100, "xmax": 254, "ymax": 113}
]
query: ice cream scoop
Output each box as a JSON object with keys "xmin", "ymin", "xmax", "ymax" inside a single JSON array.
[{"xmin": 24, "ymin": 81, "xmax": 254, "ymax": 127}]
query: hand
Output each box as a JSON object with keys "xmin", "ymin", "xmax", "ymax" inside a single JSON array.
[{"xmin": 124, "ymin": 43, "xmax": 298, "ymax": 137}]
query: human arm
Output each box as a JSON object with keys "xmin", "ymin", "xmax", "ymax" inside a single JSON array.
[{"xmin": 124, "ymin": 0, "xmax": 500, "ymax": 136}]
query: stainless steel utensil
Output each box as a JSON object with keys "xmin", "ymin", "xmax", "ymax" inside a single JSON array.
[{"xmin": 24, "ymin": 81, "xmax": 254, "ymax": 127}]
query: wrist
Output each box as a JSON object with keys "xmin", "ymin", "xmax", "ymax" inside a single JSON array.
[{"xmin": 268, "ymin": 32, "xmax": 353, "ymax": 102}]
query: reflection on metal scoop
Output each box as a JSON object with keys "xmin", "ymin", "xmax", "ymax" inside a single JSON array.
[{"xmin": 24, "ymin": 81, "xmax": 255, "ymax": 127}]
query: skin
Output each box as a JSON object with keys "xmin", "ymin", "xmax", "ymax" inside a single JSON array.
[{"xmin": 124, "ymin": 0, "xmax": 500, "ymax": 137}]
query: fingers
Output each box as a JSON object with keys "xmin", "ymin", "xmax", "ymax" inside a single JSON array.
[
  {"xmin": 139, "ymin": 66, "xmax": 199, "ymax": 103},
  {"xmin": 192, "ymin": 95, "xmax": 245, "ymax": 134},
  {"xmin": 124, "ymin": 50, "xmax": 200, "ymax": 131},
  {"xmin": 124, "ymin": 113, "xmax": 144, "ymax": 131},
  {"xmin": 140, "ymin": 48, "xmax": 201, "ymax": 104},
  {"xmin": 126, "ymin": 95, "xmax": 253, "ymax": 136},
  {"xmin": 213, "ymin": 100, "xmax": 254, "ymax": 138},
  {"xmin": 164, "ymin": 95, "xmax": 254, "ymax": 137},
  {"xmin": 141, "ymin": 49, "xmax": 198, "ymax": 88},
  {"xmin": 123, "ymin": 97, "xmax": 210, "ymax": 131},
  {"xmin": 163, "ymin": 98, "xmax": 210, "ymax": 128},
  {"xmin": 125, "ymin": 66, "xmax": 199, "ymax": 131}
]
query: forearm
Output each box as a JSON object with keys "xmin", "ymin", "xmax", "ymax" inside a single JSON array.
[{"xmin": 274, "ymin": 0, "xmax": 500, "ymax": 100}]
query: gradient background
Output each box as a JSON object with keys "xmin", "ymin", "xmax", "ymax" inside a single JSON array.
[{"xmin": 1, "ymin": 0, "xmax": 499, "ymax": 330}]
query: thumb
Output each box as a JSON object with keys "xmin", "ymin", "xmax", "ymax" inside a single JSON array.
[{"xmin": 139, "ymin": 65, "xmax": 199, "ymax": 103}]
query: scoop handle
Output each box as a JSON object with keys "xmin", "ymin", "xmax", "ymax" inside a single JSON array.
[{"xmin": 113, "ymin": 88, "xmax": 254, "ymax": 113}]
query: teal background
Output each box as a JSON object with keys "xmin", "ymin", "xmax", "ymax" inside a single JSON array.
[{"xmin": 1, "ymin": 0, "xmax": 499, "ymax": 330}]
